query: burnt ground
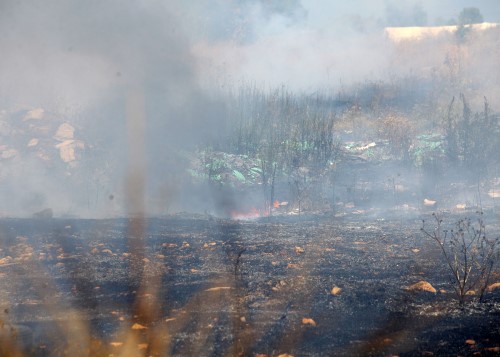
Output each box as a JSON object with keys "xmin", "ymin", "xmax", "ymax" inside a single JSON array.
[{"xmin": 0, "ymin": 213, "xmax": 499, "ymax": 356}]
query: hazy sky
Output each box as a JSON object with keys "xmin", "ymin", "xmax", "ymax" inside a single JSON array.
[
  {"xmin": 1, "ymin": 0, "xmax": 498, "ymax": 104},
  {"xmin": 185, "ymin": 0, "xmax": 499, "ymax": 90},
  {"xmin": 302, "ymin": 0, "xmax": 500, "ymax": 27}
]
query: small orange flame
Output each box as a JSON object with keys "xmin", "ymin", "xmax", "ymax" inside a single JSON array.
[
  {"xmin": 230, "ymin": 207, "xmax": 268, "ymax": 220},
  {"xmin": 273, "ymin": 200, "xmax": 280, "ymax": 208}
]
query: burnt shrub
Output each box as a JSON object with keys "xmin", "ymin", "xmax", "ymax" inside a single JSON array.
[
  {"xmin": 444, "ymin": 95, "xmax": 499, "ymax": 172},
  {"xmin": 421, "ymin": 212, "xmax": 499, "ymax": 305},
  {"xmin": 378, "ymin": 113, "xmax": 414, "ymax": 161}
]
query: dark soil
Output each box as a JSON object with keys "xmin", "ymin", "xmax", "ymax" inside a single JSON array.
[{"xmin": 0, "ymin": 214, "xmax": 499, "ymax": 356}]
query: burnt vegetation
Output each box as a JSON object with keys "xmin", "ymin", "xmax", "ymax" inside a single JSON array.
[
  {"xmin": 422, "ymin": 213, "xmax": 500, "ymax": 305},
  {"xmin": 2, "ymin": 5, "xmax": 500, "ymax": 357}
]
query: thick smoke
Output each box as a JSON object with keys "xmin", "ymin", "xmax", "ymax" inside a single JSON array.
[
  {"xmin": 0, "ymin": 0, "xmax": 223, "ymax": 216},
  {"xmin": 194, "ymin": 0, "xmax": 500, "ymax": 91},
  {"xmin": 0, "ymin": 0, "xmax": 499, "ymax": 217}
]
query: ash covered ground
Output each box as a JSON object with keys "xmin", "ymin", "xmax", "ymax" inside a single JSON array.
[
  {"xmin": 0, "ymin": 211, "xmax": 499, "ymax": 356},
  {"xmin": 1, "ymin": 2, "xmax": 500, "ymax": 356}
]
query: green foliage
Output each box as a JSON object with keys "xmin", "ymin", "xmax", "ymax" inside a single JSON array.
[
  {"xmin": 411, "ymin": 134, "xmax": 445, "ymax": 167},
  {"xmin": 232, "ymin": 169, "xmax": 246, "ymax": 182},
  {"xmin": 207, "ymin": 85, "xmax": 342, "ymax": 212},
  {"xmin": 455, "ymin": 7, "xmax": 483, "ymax": 40}
]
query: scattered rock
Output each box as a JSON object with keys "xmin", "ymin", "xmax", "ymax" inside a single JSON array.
[
  {"xmin": 205, "ymin": 287, "xmax": 232, "ymax": 292},
  {"xmin": 163, "ymin": 243, "xmax": 177, "ymax": 248},
  {"xmin": 488, "ymin": 190, "xmax": 500, "ymax": 198},
  {"xmin": 486, "ymin": 282, "xmax": 500, "ymax": 292},
  {"xmin": 53, "ymin": 123, "xmax": 75, "ymax": 142},
  {"xmin": 302, "ymin": 318, "xmax": 316, "ymax": 326},
  {"xmin": 423, "ymin": 199, "xmax": 437, "ymax": 206},
  {"xmin": 1, "ymin": 148, "xmax": 18, "ymax": 160},
  {"xmin": 56, "ymin": 139, "xmax": 85, "ymax": 163},
  {"xmin": 27, "ymin": 138, "xmax": 39, "ymax": 147},
  {"xmin": 131, "ymin": 323, "xmax": 147, "ymax": 330},
  {"xmin": 407, "ymin": 281, "xmax": 437, "ymax": 293},
  {"xmin": 0, "ymin": 256, "xmax": 13, "ymax": 265},
  {"xmin": 295, "ymin": 246, "xmax": 305, "ymax": 254},
  {"xmin": 331, "ymin": 286, "xmax": 342, "ymax": 295},
  {"xmin": 24, "ymin": 108, "xmax": 45, "ymax": 120}
]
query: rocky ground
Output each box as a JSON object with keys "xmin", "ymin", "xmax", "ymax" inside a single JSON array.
[{"xmin": 0, "ymin": 212, "xmax": 499, "ymax": 356}]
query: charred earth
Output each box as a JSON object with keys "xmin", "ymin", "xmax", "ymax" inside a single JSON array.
[{"xmin": 0, "ymin": 213, "xmax": 499, "ymax": 356}]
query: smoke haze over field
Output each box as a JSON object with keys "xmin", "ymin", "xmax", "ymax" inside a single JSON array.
[
  {"xmin": 2, "ymin": 1, "xmax": 499, "ymax": 104},
  {"xmin": 0, "ymin": 0, "xmax": 499, "ymax": 217},
  {"xmin": 193, "ymin": 0, "xmax": 500, "ymax": 90}
]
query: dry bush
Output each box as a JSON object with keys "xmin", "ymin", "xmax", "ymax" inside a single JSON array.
[
  {"xmin": 444, "ymin": 95, "xmax": 499, "ymax": 170},
  {"xmin": 378, "ymin": 113, "xmax": 414, "ymax": 161},
  {"xmin": 421, "ymin": 213, "xmax": 499, "ymax": 305}
]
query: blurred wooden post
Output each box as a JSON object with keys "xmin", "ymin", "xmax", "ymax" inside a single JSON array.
[{"xmin": 125, "ymin": 90, "xmax": 146, "ymax": 285}]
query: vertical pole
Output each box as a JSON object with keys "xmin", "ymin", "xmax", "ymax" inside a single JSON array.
[{"xmin": 125, "ymin": 89, "xmax": 147, "ymax": 306}]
